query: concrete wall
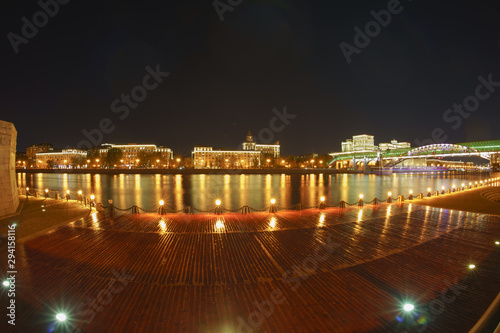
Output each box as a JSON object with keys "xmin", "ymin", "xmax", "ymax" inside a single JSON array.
[{"xmin": 0, "ymin": 120, "xmax": 18, "ymax": 217}]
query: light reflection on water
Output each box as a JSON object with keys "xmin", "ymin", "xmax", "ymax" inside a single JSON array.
[{"xmin": 17, "ymin": 172, "xmax": 489, "ymax": 211}]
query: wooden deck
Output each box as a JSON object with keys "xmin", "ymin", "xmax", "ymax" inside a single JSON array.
[{"xmin": 1, "ymin": 204, "xmax": 500, "ymax": 332}]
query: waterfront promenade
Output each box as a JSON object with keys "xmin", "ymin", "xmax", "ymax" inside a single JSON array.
[{"xmin": 1, "ymin": 189, "xmax": 500, "ymax": 332}]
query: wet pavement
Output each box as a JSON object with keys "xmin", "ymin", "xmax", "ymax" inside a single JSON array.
[{"xmin": 1, "ymin": 203, "xmax": 499, "ymax": 332}]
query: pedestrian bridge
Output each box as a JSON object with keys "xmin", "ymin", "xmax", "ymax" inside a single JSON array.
[{"xmin": 328, "ymin": 140, "xmax": 500, "ymax": 167}]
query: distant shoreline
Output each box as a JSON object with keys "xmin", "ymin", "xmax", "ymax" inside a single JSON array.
[
  {"xmin": 16, "ymin": 168, "xmax": 347, "ymax": 175},
  {"xmin": 15, "ymin": 168, "xmax": 487, "ymax": 175}
]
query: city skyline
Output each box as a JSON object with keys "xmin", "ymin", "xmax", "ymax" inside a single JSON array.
[{"xmin": 2, "ymin": 1, "xmax": 500, "ymax": 155}]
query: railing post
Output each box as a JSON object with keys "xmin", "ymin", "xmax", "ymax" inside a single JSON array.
[
  {"xmin": 185, "ymin": 206, "xmax": 191, "ymax": 214},
  {"xmin": 108, "ymin": 200, "xmax": 114, "ymax": 218},
  {"xmin": 373, "ymin": 198, "xmax": 378, "ymax": 205},
  {"xmin": 387, "ymin": 196, "xmax": 392, "ymax": 203},
  {"xmin": 269, "ymin": 204, "xmax": 277, "ymax": 213},
  {"xmin": 433, "ymin": 190, "xmax": 439, "ymax": 197},
  {"xmin": 397, "ymin": 195, "xmax": 404, "ymax": 202},
  {"xmin": 297, "ymin": 203, "xmax": 302, "ymax": 211},
  {"xmin": 417, "ymin": 193, "xmax": 424, "ymax": 199},
  {"xmin": 339, "ymin": 201, "xmax": 346, "ymax": 208}
]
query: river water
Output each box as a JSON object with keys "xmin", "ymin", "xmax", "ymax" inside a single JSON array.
[{"xmin": 16, "ymin": 172, "xmax": 491, "ymax": 211}]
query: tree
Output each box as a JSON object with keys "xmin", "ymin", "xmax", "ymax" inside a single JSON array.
[{"xmin": 106, "ymin": 148, "xmax": 123, "ymax": 167}]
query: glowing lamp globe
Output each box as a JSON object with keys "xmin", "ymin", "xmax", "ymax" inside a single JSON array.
[
  {"xmin": 403, "ymin": 304, "xmax": 414, "ymax": 312},
  {"xmin": 56, "ymin": 313, "xmax": 67, "ymax": 322}
]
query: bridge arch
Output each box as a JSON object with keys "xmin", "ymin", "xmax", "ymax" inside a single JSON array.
[{"xmin": 406, "ymin": 144, "xmax": 479, "ymax": 156}]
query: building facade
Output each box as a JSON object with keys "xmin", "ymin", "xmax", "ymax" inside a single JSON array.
[
  {"xmin": 192, "ymin": 131, "xmax": 282, "ymax": 169},
  {"xmin": 352, "ymin": 134, "xmax": 375, "ymax": 151},
  {"xmin": 192, "ymin": 146, "xmax": 261, "ymax": 169},
  {"xmin": 36, "ymin": 149, "xmax": 87, "ymax": 168},
  {"xmin": 243, "ymin": 131, "xmax": 280, "ymax": 158},
  {"xmin": 379, "ymin": 140, "xmax": 411, "ymax": 151},
  {"xmin": 98, "ymin": 143, "xmax": 173, "ymax": 167},
  {"xmin": 341, "ymin": 135, "xmax": 410, "ymax": 153}
]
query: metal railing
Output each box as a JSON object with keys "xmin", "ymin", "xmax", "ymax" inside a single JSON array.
[{"xmin": 18, "ymin": 177, "xmax": 500, "ymax": 216}]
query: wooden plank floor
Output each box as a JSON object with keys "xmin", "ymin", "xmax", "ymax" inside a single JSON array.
[{"xmin": 1, "ymin": 204, "xmax": 499, "ymax": 332}]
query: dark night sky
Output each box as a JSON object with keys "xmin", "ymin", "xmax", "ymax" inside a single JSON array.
[{"xmin": 1, "ymin": 0, "xmax": 500, "ymax": 156}]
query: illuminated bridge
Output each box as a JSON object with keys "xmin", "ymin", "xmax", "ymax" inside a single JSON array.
[{"xmin": 328, "ymin": 140, "xmax": 500, "ymax": 169}]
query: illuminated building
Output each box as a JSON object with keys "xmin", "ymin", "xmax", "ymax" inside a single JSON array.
[
  {"xmin": 192, "ymin": 131, "xmax": 281, "ymax": 168},
  {"xmin": 192, "ymin": 146, "xmax": 261, "ymax": 169},
  {"xmin": 36, "ymin": 149, "xmax": 86, "ymax": 168},
  {"xmin": 379, "ymin": 140, "xmax": 411, "ymax": 151},
  {"xmin": 98, "ymin": 143, "xmax": 173, "ymax": 167},
  {"xmin": 242, "ymin": 130, "xmax": 280, "ymax": 157}
]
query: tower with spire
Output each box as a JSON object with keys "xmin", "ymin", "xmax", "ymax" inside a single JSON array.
[{"xmin": 243, "ymin": 130, "xmax": 256, "ymax": 151}]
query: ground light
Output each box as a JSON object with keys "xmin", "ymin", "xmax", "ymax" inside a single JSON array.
[
  {"xmin": 56, "ymin": 313, "xmax": 67, "ymax": 322},
  {"xmin": 215, "ymin": 199, "xmax": 221, "ymax": 206},
  {"xmin": 468, "ymin": 264, "xmax": 476, "ymax": 269},
  {"xmin": 495, "ymin": 241, "xmax": 500, "ymax": 245},
  {"xmin": 2, "ymin": 280, "xmax": 9, "ymax": 287},
  {"xmin": 403, "ymin": 304, "xmax": 414, "ymax": 312},
  {"xmin": 270, "ymin": 198, "xmax": 276, "ymax": 204}
]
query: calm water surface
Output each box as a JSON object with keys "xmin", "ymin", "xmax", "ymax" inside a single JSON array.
[{"xmin": 17, "ymin": 172, "xmax": 490, "ymax": 211}]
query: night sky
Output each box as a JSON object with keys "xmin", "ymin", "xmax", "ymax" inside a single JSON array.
[{"xmin": 1, "ymin": 0, "xmax": 500, "ymax": 156}]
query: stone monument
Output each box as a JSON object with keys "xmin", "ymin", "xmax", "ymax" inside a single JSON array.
[{"xmin": 0, "ymin": 120, "xmax": 19, "ymax": 217}]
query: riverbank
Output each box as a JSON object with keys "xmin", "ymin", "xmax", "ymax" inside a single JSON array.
[
  {"xmin": 0, "ymin": 196, "xmax": 90, "ymax": 243},
  {"xmin": 2, "ymin": 202, "xmax": 498, "ymax": 332},
  {"xmin": 411, "ymin": 185, "xmax": 500, "ymax": 215}
]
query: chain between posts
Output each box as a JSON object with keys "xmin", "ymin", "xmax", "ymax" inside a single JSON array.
[{"xmin": 19, "ymin": 180, "xmax": 499, "ymax": 215}]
